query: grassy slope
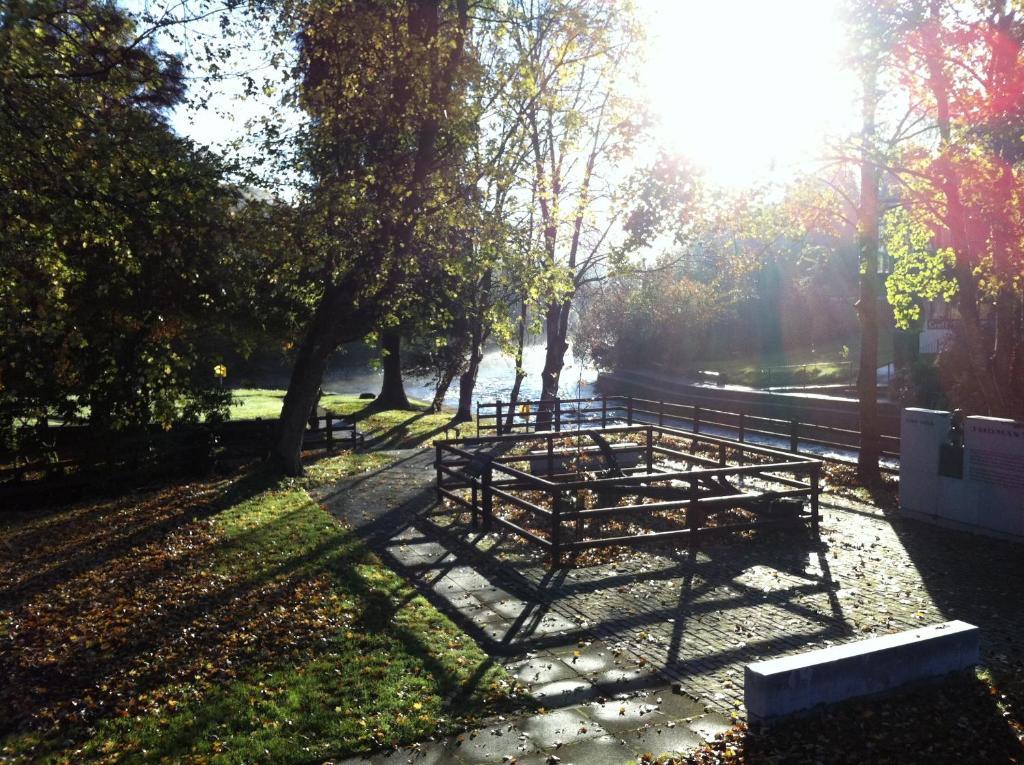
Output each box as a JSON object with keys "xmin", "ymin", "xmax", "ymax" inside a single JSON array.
[
  {"xmin": 692, "ymin": 336, "xmax": 894, "ymax": 387},
  {"xmin": 1, "ymin": 429, "xmax": 517, "ymax": 763},
  {"xmin": 228, "ymin": 391, "xmax": 467, "ymax": 449}
]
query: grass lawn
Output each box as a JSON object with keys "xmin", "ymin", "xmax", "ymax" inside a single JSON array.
[
  {"xmin": 0, "ymin": 456, "xmax": 521, "ymax": 763},
  {"xmin": 690, "ymin": 336, "xmax": 894, "ymax": 388},
  {"xmin": 228, "ymin": 390, "xmax": 466, "ymax": 449}
]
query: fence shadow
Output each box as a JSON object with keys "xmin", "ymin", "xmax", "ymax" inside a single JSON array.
[{"xmin": 353, "ymin": 487, "xmax": 850, "ymax": 715}]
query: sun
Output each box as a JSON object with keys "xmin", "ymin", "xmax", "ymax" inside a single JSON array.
[{"xmin": 638, "ymin": 0, "xmax": 858, "ymax": 188}]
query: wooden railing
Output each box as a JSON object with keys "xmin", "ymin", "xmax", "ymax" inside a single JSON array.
[
  {"xmin": 1, "ymin": 410, "xmax": 361, "ymax": 492},
  {"xmin": 435, "ymin": 424, "xmax": 822, "ymax": 565},
  {"xmin": 476, "ymin": 394, "xmax": 899, "ymax": 472},
  {"xmin": 304, "ymin": 411, "xmax": 363, "ymax": 449}
]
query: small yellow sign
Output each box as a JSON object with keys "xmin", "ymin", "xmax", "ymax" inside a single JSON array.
[{"xmin": 213, "ymin": 364, "xmax": 228, "ymax": 378}]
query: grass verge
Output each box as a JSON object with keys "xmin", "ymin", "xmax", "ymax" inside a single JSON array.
[
  {"xmin": 229, "ymin": 391, "xmax": 465, "ymax": 449},
  {"xmin": 685, "ymin": 337, "xmax": 894, "ymax": 388},
  {"xmin": 0, "ymin": 464, "xmax": 519, "ymax": 764}
]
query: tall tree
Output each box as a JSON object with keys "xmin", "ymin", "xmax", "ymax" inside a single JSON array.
[
  {"xmin": 503, "ymin": 0, "xmax": 646, "ymax": 419},
  {"xmin": 847, "ymin": 0, "xmax": 889, "ymax": 483},
  {"xmin": 883, "ymin": 0, "xmax": 1024, "ymax": 416},
  {"xmin": 815, "ymin": 0, "xmax": 923, "ymax": 479},
  {"xmin": 0, "ymin": 0, "xmax": 270, "ymax": 446},
  {"xmin": 271, "ymin": 0, "xmax": 473, "ymax": 474}
]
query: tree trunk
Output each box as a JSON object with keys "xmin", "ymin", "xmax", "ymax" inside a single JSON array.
[
  {"xmin": 376, "ymin": 329, "xmax": 412, "ymax": 410},
  {"xmin": 952, "ymin": 266, "xmax": 1001, "ymax": 412},
  {"xmin": 430, "ymin": 368, "xmax": 456, "ymax": 412},
  {"xmin": 1010, "ymin": 293, "xmax": 1024, "ymax": 420},
  {"xmin": 274, "ymin": 286, "xmax": 361, "ymax": 476},
  {"xmin": 454, "ymin": 344, "xmax": 483, "ymax": 423},
  {"xmin": 993, "ymin": 283, "xmax": 1016, "ymax": 400},
  {"xmin": 536, "ymin": 301, "xmax": 570, "ymax": 429},
  {"xmin": 454, "ymin": 269, "xmax": 492, "ymax": 423},
  {"xmin": 856, "ymin": 56, "xmax": 882, "ymax": 484},
  {"xmin": 505, "ymin": 298, "xmax": 529, "ymax": 429}
]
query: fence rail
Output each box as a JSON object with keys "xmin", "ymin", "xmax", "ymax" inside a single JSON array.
[
  {"xmin": 0, "ymin": 410, "xmax": 362, "ymax": 491},
  {"xmin": 476, "ymin": 394, "xmax": 899, "ymax": 472},
  {"xmin": 435, "ymin": 423, "xmax": 822, "ymax": 565}
]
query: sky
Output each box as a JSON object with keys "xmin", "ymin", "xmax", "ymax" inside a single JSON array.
[
  {"xmin": 638, "ymin": 0, "xmax": 858, "ymax": 187},
  {"xmin": 168, "ymin": 0, "xmax": 861, "ymax": 190}
]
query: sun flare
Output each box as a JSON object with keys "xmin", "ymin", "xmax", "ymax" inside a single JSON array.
[{"xmin": 639, "ymin": 0, "xmax": 858, "ymax": 187}]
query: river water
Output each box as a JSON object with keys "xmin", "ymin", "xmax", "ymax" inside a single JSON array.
[{"xmin": 324, "ymin": 343, "xmax": 597, "ymax": 409}]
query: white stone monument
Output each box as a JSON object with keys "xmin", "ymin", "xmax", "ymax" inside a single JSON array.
[
  {"xmin": 900, "ymin": 408, "xmax": 1024, "ymax": 539},
  {"xmin": 963, "ymin": 416, "xmax": 1024, "ymax": 537}
]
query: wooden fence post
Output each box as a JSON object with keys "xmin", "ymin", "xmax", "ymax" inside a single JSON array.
[
  {"xmin": 811, "ymin": 463, "xmax": 820, "ymax": 532},
  {"xmin": 555, "ymin": 398, "xmax": 561, "ymax": 432},
  {"xmin": 738, "ymin": 411, "xmax": 745, "ymax": 443},
  {"xmin": 551, "ymin": 491, "xmax": 562, "ymax": 567},
  {"xmin": 626, "ymin": 396, "xmax": 634, "ymax": 426},
  {"xmin": 693, "ymin": 405, "xmax": 701, "ymax": 434},
  {"xmin": 475, "ymin": 401, "xmax": 480, "ymax": 437},
  {"xmin": 496, "ymin": 402, "xmax": 504, "ymax": 436},
  {"xmin": 326, "ymin": 412, "xmax": 333, "ymax": 447},
  {"xmin": 434, "ymin": 443, "xmax": 442, "ymax": 502},
  {"xmin": 790, "ymin": 419, "xmax": 799, "ymax": 453},
  {"xmin": 471, "ymin": 476, "xmax": 479, "ymax": 528},
  {"xmin": 688, "ymin": 477, "xmax": 700, "ymax": 550},
  {"xmin": 658, "ymin": 400, "xmax": 664, "ymax": 427},
  {"xmin": 601, "ymin": 396, "xmax": 608, "ymax": 428},
  {"xmin": 482, "ymin": 465, "xmax": 493, "ymax": 531},
  {"xmin": 547, "ymin": 433, "xmax": 555, "ymax": 478},
  {"xmin": 646, "ymin": 426, "xmax": 654, "ymax": 473}
]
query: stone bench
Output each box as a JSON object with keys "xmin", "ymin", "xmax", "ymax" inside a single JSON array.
[{"xmin": 744, "ymin": 620, "xmax": 980, "ymax": 722}]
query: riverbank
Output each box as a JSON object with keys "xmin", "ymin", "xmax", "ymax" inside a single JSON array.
[{"xmin": 315, "ymin": 344, "xmax": 597, "ymax": 412}]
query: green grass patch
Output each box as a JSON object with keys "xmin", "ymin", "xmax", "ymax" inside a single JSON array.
[
  {"xmin": 298, "ymin": 451, "xmax": 395, "ymax": 489},
  {"xmin": 0, "ymin": 472, "xmax": 520, "ymax": 764},
  {"xmin": 691, "ymin": 336, "xmax": 894, "ymax": 388},
  {"xmin": 228, "ymin": 390, "xmax": 465, "ymax": 449}
]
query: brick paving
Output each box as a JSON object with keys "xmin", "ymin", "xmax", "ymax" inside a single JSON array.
[{"xmin": 316, "ymin": 448, "xmax": 1024, "ymax": 763}]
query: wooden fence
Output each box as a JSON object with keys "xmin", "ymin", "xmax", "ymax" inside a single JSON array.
[
  {"xmin": 435, "ymin": 423, "xmax": 821, "ymax": 565},
  {"xmin": 0, "ymin": 411, "xmax": 361, "ymax": 499},
  {"xmin": 476, "ymin": 394, "xmax": 899, "ymax": 472}
]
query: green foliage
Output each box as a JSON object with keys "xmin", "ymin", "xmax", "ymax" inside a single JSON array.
[
  {"xmin": 293, "ymin": 0, "xmax": 478, "ymax": 307},
  {"xmin": 883, "ymin": 207, "xmax": 958, "ymax": 329},
  {"xmin": 0, "ymin": 0, "xmax": 283, "ymax": 440},
  {"xmin": 576, "ymin": 185, "xmax": 860, "ymax": 374},
  {"xmin": 575, "ymin": 272, "xmax": 724, "ymax": 371}
]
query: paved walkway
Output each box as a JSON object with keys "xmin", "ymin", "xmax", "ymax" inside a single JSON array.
[{"xmin": 316, "ymin": 449, "xmax": 1024, "ymax": 764}]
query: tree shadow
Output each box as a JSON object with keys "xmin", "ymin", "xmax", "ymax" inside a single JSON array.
[
  {"xmin": 0, "ymin": 469, "xmax": 513, "ymax": 761},
  {"xmin": 359, "ymin": 412, "xmax": 446, "ymax": 450},
  {"xmin": 724, "ymin": 672, "xmax": 1022, "ymax": 764},
  {"xmin": 0, "ymin": 468, "xmax": 276, "ymax": 614},
  {"xmin": 881, "ymin": 511, "xmax": 1024, "ymax": 731}
]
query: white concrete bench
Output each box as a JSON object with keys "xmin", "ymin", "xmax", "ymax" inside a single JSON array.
[{"xmin": 744, "ymin": 620, "xmax": 980, "ymax": 722}]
